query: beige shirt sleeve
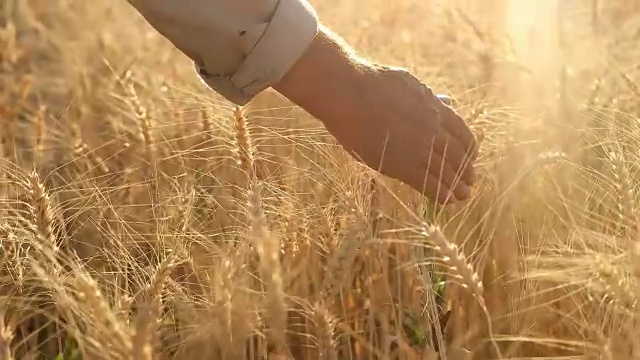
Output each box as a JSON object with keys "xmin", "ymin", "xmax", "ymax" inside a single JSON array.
[{"xmin": 195, "ymin": 0, "xmax": 319, "ymax": 105}]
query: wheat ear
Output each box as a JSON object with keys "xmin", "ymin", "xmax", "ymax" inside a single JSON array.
[
  {"xmin": 131, "ymin": 255, "xmax": 176, "ymax": 360},
  {"xmin": 247, "ymin": 181, "xmax": 290, "ymax": 356},
  {"xmin": 0, "ymin": 309, "xmax": 14, "ymax": 360},
  {"xmin": 233, "ymin": 105, "xmax": 255, "ymax": 179},
  {"xmin": 423, "ymin": 225, "xmax": 503, "ymax": 359},
  {"xmin": 127, "ymin": 83, "xmax": 155, "ymax": 165},
  {"xmin": 32, "ymin": 105, "xmax": 46, "ymax": 166},
  {"xmin": 71, "ymin": 124, "xmax": 110, "ymax": 175},
  {"xmin": 26, "ymin": 170, "xmax": 59, "ymax": 255},
  {"xmin": 312, "ymin": 303, "xmax": 338, "ymax": 360},
  {"xmin": 607, "ymin": 149, "xmax": 635, "ymax": 235},
  {"xmin": 74, "ymin": 271, "xmax": 133, "ymax": 357}
]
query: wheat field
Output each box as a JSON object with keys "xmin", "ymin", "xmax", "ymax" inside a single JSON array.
[{"xmin": 1, "ymin": 0, "xmax": 639, "ymax": 359}]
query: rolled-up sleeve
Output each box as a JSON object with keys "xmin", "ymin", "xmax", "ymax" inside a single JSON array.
[{"xmin": 196, "ymin": 0, "xmax": 319, "ymax": 105}]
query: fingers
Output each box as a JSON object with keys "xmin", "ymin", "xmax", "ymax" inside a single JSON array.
[
  {"xmin": 407, "ymin": 168, "xmax": 456, "ymax": 205},
  {"xmin": 439, "ymin": 104, "xmax": 478, "ymax": 160},
  {"xmin": 422, "ymin": 148, "xmax": 472, "ymax": 201},
  {"xmin": 407, "ymin": 167, "xmax": 472, "ymax": 205},
  {"xmin": 396, "ymin": 142, "xmax": 471, "ymax": 204},
  {"xmin": 432, "ymin": 130, "xmax": 477, "ymax": 186},
  {"xmin": 425, "ymin": 92, "xmax": 477, "ymax": 187},
  {"xmin": 436, "ymin": 94, "xmax": 453, "ymax": 106}
]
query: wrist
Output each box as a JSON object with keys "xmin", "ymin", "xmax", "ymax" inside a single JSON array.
[{"xmin": 272, "ymin": 25, "xmax": 374, "ymax": 126}]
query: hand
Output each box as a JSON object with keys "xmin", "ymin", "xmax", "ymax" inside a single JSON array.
[
  {"xmin": 335, "ymin": 67, "xmax": 477, "ymax": 204},
  {"xmin": 274, "ymin": 28, "xmax": 478, "ymax": 204}
]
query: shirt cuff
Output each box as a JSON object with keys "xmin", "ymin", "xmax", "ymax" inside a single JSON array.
[{"xmin": 196, "ymin": 0, "xmax": 319, "ymax": 106}]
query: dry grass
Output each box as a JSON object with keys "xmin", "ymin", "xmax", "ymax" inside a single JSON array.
[{"xmin": 1, "ymin": 0, "xmax": 640, "ymax": 359}]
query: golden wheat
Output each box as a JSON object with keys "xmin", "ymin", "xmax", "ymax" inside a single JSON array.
[{"xmin": 1, "ymin": 0, "xmax": 640, "ymax": 359}]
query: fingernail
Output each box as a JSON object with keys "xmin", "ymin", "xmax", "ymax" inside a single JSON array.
[{"xmin": 436, "ymin": 94, "xmax": 453, "ymax": 106}]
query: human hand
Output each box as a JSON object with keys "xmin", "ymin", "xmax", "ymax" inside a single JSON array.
[
  {"xmin": 125, "ymin": 1, "xmax": 479, "ymax": 204},
  {"xmin": 274, "ymin": 30, "xmax": 478, "ymax": 204},
  {"xmin": 335, "ymin": 67, "xmax": 478, "ymax": 204}
]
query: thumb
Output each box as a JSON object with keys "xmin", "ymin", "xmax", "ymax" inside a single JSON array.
[{"xmin": 436, "ymin": 94, "xmax": 454, "ymax": 106}]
